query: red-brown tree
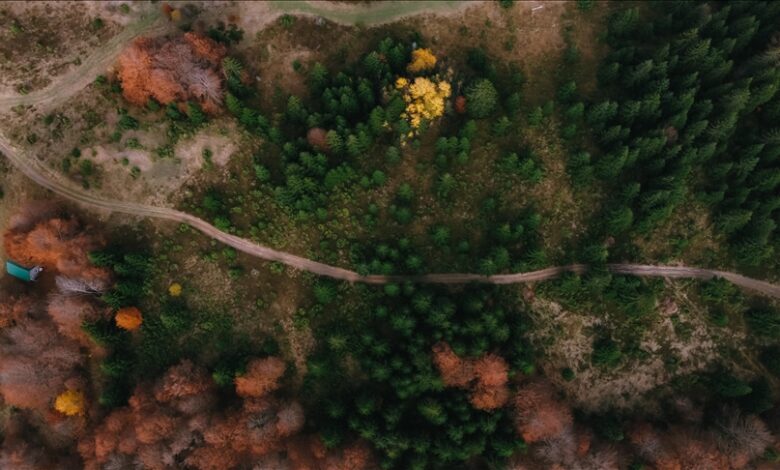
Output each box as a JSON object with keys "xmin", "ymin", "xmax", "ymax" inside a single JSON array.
[
  {"xmin": 117, "ymin": 33, "xmax": 226, "ymax": 114},
  {"xmin": 512, "ymin": 380, "xmax": 573, "ymax": 444},
  {"xmin": 3, "ymin": 214, "xmax": 110, "ymax": 283}
]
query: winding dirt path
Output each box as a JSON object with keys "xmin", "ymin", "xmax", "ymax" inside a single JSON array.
[
  {"xmin": 2, "ymin": 133, "xmax": 779, "ymax": 298},
  {"xmin": 0, "ymin": 3, "xmax": 779, "ymax": 299}
]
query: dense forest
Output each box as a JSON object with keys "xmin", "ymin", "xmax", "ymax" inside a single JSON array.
[{"xmin": 2, "ymin": 1, "xmax": 780, "ymax": 469}]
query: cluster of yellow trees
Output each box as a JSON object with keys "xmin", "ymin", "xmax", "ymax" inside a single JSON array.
[{"xmin": 396, "ymin": 48, "xmax": 451, "ymax": 134}]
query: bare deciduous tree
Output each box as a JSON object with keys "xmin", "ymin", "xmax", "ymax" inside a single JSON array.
[
  {"xmin": 714, "ymin": 407, "xmax": 773, "ymax": 465},
  {"xmin": 55, "ymin": 276, "xmax": 107, "ymax": 295}
]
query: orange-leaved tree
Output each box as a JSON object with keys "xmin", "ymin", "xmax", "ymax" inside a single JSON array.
[
  {"xmin": 431, "ymin": 343, "xmax": 510, "ymax": 410},
  {"xmin": 115, "ymin": 307, "xmax": 143, "ymax": 331}
]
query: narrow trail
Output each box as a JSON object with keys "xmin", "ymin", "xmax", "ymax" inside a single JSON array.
[{"xmin": 0, "ymin": 3, "xmax": 779, "ymax": 299}]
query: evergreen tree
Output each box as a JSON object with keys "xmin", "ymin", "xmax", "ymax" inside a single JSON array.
[
  {"xmin": 465, "ymin": 79, "xmax": 498, "ymax": 118},
  {"xmin": 309, "ymin": 62, "xmax": 329, "ymax": 93},
  {"xmin": 326, "ymin": 130, "xmax": 343, "ymax": 154}
]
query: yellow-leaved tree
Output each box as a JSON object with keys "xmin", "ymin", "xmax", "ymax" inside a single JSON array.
[
  {"xmin": 169, "ymin": 283, "xmax": 183, "ymax": 297},
  {"xmin": 407, "ymin": 48, "xmax": 437, "ymax": 74},
  {"xmin": 54, "ymin": 389, "xmax": 85, "ymax": 416},
  {"xmin": 396, "ymin": 77, "xmax": 451, "ymax": 130}
]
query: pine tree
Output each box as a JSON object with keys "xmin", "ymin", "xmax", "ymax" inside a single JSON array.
[
  {"xmin": 557, "ymin": 81, "xmax": 577, "ymax": 103},
  {"xmin": 363, "ymin": 51, "xmax": 383, "ymax": 77},
  {"xmin": 595, "ymin": 146, "xmax": 629, "ymax": 179},
  {"xmin": 505, "ymin": 92, "xmax": 522, "ymax": 117},
  {"xmin": 465, "ymin": 79, "xmax": 498, "ymax": 118},
  {"xmin": 309, "ymin": 62, "xmax": 328, "ymax": 93},
  {"xmin": 437, "ymin": 174, "xmax": 457, "ymax": 199},
  {"xmin": 357, "ymin": 130, "xmax": 372, "ymax": 153},
  {"xmin": 346, "ymin": 134, "xmax": 361, "ymax": 157},
  {"xmin": 527, "ymin": 107, "xmax": 543, "ymax": 126},
  {"xmin": 222, "ymin": 56, "xmax": 243, "ymax": 79},
  {"xmin": 187, "ymin": 102, "xmax": 205, "ymax": 126},
  {"xmin": 286, "ymin": 95, "xmax": 307, "ymax": 123},
  {"xmin": 608, "ymin": 7, "xmax": 640, "ymax": 39},
  {"xmin": 357, "ymin": 79, "xmax": 375, "ymax": 109},
  {"xmin": 239, "ymin": 107, "xmax": 256, "ymax": 128},
  {"xmin": 606, "ymin": 206, "xmax": 634, "ymax": 233},
  {"xmin": 369, "ymin": 107, "xmax": 386, "ymax": 135},
  {"xmin": 587, "ymin": 101, "xmax": 618, "ymax": 129},
  {"xmin": 565, "ymin": 102, "xmax": 585, "ymax": 121},
  {"xmin": 492, "ymin": 116, "xmax": 511, "ymax": 136},
  {"xmin": 225, "ymin": 92, "xmax": 242, "ymax": 116}
]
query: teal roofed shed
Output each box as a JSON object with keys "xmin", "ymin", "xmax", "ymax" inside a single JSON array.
[{"xmin": 5, "ymin": 260, "xmax": 43, "ymax": 282}]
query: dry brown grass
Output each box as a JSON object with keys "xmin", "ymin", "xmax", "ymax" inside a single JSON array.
[{"xmin": 0, "ymin": 1, "xmax": 132, "ymax": 93}]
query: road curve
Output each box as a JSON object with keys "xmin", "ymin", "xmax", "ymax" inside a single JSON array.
[{"xmin": 0, "ymin": 4, "xmax": 779, "ymax": 299}]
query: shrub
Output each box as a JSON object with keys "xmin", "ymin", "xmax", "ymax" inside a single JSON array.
[
  {"xmin": 80, "ymin": 160, "xmax": 94, "ymax": 176},
  {"xmin": 592, "ymin": 337, "xmax": 622, "ymax": 368},
  {"xmin": 492, "ymin": 116, "xmax": 511, "ymax": 136},
  {"xmin": 90, "ymin": 17, "xmax": 104, "ymax": 31},
  {"xmin": 746, "ymin": 308, "xmax": 780, "ymax": 338},
  {"xmin": 117, "ymin": 113, "xmax": 139, "ymax": 130},
  {"xmin": 712, "ymin": 372, "xmax": 752, "ymax": 398},
  {"xmin": 527, "ymin": 106, "xmax": 543, "ymax": 126},
  {"xmin": 761, "ymin": 347, "xmax": 780, "ymax": 376}
]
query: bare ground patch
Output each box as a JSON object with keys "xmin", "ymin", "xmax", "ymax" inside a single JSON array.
[{"xmin": 527, "ymin": 279, "xmax": 750, "ymax": 413}]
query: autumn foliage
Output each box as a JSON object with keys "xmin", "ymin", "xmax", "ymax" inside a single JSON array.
[
  {"xmin": 117, "ymin": 33, "xmax": 227, "ymax": 114},
  {"xmin": 115, "ymin": 306, "xmax": 143, "ymax": 331},
  {"xmin": 431, "ymin": 342, "xmax": 510, "ymax": 410},
  {"xmin": 307, "ymin": 127, "xmax": 329, "ymax": 152},
  {"xmin": 454, "ymin": 95, "xmax": 467, "ymax": 114},
  {"xmin": 3, "ymin": 211, "xmax": 110, "ymax": 283},
  {"xmin": 432, "ymin": 342, "xmax": 473, "ymax": 388},
  {"xmin": 0, "ymin": 296, "xmax": 33, "ymax": 329},
  {"xmin": 0, "ymin": 208, "xmax": 106, "ymax": 416},
  {"xmin": 628, "ymin": 410, "xmax": 773, "ymax": 470},
  {"xmin": 55, "ymin": 389, "xmax": 86, "ymax": 416},
  {"xmin": 395, "ymin": 76, "xmax": 451, "ymax": 130},
  {"xmin": 235, "ymin": 357, "xmax": 287, "ymax": 398},
  {"xmin": 77, "ymin": 358, "xmax": 373, "ymax": 470},
  {"xmin": 512, "ymin": 380, "xmax": 574, "ymax": 443},
  {"xmin": 0, "ymin": 317, "xmax": 83, "ymax": 412},
  {"xmin": 407, "ymin": 48, "xmax": 437, "ymax": 74},
  {"xmin": 48, "ymin": 295, "xmax": 105, "ymax": 345}
]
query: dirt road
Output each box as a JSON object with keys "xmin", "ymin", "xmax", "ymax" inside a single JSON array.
[
  {"xmin": 0, "ymin": 2, "xmax": 779, "ymax": 299},
  {"xmin": 2, "ymin": 131, "xmax": 779, "ymax": 298}
]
